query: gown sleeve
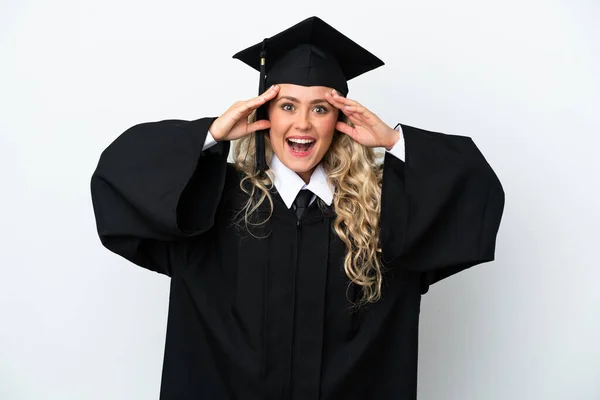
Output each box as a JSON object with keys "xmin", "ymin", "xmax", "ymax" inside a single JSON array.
[
  {"xmin": 90, "ymin": 117, "xmax": 230, "ymax": 276},
  {"xmin": 379, "ymin": 124, "xmax": 505, "ymax": 294}
]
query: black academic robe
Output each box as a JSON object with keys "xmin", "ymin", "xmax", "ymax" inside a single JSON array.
[{"xmin": 90, "ymin": 117, "xmax": 504, "ymax": 400}]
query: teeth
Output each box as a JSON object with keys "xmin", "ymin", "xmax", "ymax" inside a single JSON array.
[{"xmin": 288, "ymin": 138, "xmax": 315, "ymax": 144}]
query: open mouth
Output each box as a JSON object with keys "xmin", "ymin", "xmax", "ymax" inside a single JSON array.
[{"xmin": 286, "ymin": 138, "xmax": 316, "ymax": 154}]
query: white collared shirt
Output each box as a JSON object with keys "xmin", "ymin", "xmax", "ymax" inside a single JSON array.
[
  {"xmin": 270, "ymin": 153, "xmax": 333, "ymax": 208},
  {"xmin": 202, "ymin": 125, "xmax": 405, "ymax": 209}
]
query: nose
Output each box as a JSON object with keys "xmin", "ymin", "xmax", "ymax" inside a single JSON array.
[{"xmin": 294, "ymin": 111, "xmax": 312, "ymax": 131}]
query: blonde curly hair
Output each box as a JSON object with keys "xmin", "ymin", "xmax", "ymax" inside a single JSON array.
[{"xmin": 232, "ymin": 111, "xmax": 384, "ymax": 308}]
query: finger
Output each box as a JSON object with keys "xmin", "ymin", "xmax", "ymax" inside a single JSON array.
[
  {"xmin": 329, "ymin": 89, "xmax": 372, "ymax": 117},
  {"xmin": 246, "ymin": 119, "xmax": 271, "ymax": 134},
  {"xmin": 231, "ymin": 85, "xmax": 279, "ymax": 119},
  {"xmin": 330, "ymin": 89, "xmax": 358, "ymax": 106},
  {"xmin": 258, "ymin": 84, "xmax": 280, "ymax": 101},
  {"xmin": 324, "ymin": 91, "xmax": 346, "ymax": 110},
  {"xmin": 342, "ymin": 107, "xmax": 367, "ymax": 123},
  {"xmin": 325, "ymin": 92, "xmax": 366, "ymax": 120},
  {"xmin": 328, "ymin": 101, "xmax": 365, "ymax": 123},
  {"xmin": 335, "ymin": 121, "xmax": 357, "ymax": 138},
  {"xmin": 247, "ymin": 84, "xmax": 280, "ymax": 110},
  {"xmin": 327, "ymin": 103, "xmax": 364, "ymax": 126},
  {"xmin": 326, "ymin": 95, "xmax": 356, "ymax": 119}
]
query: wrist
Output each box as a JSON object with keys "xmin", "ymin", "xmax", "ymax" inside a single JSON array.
[
  {"xmin": 208, "ymin": 121, "xmax": 222, "ymax": 141},
  {"xmin": 384, "ymin": 128, "xmax": 400, "ymax": 151}
]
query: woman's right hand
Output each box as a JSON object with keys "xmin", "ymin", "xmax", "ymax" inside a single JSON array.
[{"xmin": 209, "ymin": 84, "xmax": 280, "ymax": 141}]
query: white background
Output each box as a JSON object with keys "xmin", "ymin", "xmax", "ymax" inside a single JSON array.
[{"xmin": 1, "ymin": 0, "xmax": 599, "ymax": 399}]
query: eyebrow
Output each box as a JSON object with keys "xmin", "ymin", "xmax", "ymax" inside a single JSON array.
[{"xmin": 277, "ymin": 95, "xmax": 327, "ymax": 105}]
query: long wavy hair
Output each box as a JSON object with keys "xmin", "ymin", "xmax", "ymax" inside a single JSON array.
[{"xmin": 232, "ymin": 110, "xmax": 384, "ymax": 308}]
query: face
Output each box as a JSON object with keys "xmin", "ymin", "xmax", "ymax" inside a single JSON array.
[{"xmin": 267, "ymin": 84, "xmax": 339, "ymax": 182}]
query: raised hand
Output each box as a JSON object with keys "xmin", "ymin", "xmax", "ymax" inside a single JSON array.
[
  {"xmin": 209, "ymin": 84, "xmax": 280, "ymax": 141},
  {"xmin": 325, "ymin": 89, "xmax": 399, "ymax": 150}
]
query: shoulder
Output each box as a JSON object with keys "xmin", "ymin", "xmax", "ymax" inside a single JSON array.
[
  {"xmin": 400, "ymin": 123, "xmax": 473, "ymax": 144},
  {"xmin": 395, "ymin": 124, "xmax": 489, "ymax": 167}
]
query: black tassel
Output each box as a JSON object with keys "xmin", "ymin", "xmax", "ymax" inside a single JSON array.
[{"xmin": 254, "ymin": 39, "xmax": 269, "ymax": 173}]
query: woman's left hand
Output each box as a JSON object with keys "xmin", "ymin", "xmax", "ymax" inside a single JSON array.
[{"xmin": 325, "ymin": 89, "xmax": 400, "ymax": 150}]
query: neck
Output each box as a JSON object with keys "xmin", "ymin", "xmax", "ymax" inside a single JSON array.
[{"xmin": 297, "ymin": 168, "xmax": 315, "ymax": 184}]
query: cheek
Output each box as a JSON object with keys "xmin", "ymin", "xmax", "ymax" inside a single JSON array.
[
  {"xmin": 317, "ymin": 118, "xmax": 338, "ymax": 144},
  {"xmin": 267, "ymin": 112, "xmax": 290, "ymax": 138}
]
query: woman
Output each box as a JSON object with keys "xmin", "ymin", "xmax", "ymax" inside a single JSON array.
[{"xmin": 91, "ymin": 16, "xmax": 504, "ymax": 400}]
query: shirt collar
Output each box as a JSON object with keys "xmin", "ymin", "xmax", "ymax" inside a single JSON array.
[{"xmin": 270, "ymin": 153, "xmax": 335, "ymax": 209}]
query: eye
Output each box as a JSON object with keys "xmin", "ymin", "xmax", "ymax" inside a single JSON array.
[
  {"xmin": 313, "ymin": 105, "xmax": 329, "ymax": 114},
  {"xmin": 281, "ymin": 103, "xmax": 295, "ymax": 112}
]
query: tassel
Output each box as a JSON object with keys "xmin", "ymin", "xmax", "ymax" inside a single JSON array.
[{"xmin": 255, "ymin": 39, "xmax": 269, "ymax": 173}]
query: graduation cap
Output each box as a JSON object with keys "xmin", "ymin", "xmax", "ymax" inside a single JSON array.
[{"xmin": 232, "ymin": 16, "xmax": 385, "ymax": 173}]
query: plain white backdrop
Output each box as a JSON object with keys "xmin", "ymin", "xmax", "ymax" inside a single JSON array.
[{"xmin": 1, "ymin": 0, "xmax": 598, "ymax": 399}]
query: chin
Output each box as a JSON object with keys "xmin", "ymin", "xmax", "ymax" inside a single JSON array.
[{"xmin": 281, "ymin": 156, "xmax": 319, "ymax": 173}]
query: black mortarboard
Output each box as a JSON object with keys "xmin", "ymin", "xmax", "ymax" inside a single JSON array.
[{"xmin": 233, "ymin": 16, "xmax": 384, "ymax": 173}]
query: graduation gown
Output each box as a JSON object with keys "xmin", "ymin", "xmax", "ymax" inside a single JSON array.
[{"xmin": 90, "ymin": 117, "xmax": 504, "ymax": 400}]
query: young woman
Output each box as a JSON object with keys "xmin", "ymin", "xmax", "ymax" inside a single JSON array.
[{"xmin": 91, "ymin": 16, "xmax": 504, "ymax": 400}]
